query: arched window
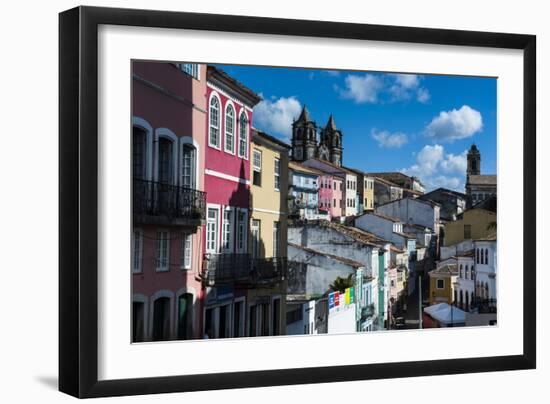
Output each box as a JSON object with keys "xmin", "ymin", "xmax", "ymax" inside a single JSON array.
[
  {"xmin": 181, "ymin": 144, "xmax": 196, "ymax": 189},
  {"xmin": 465, "ymin": 265, "xmax": 469, "ymax": 280},
  {"xmin": 133, "ymin": 126, "xmax": 147, "ymax": 179},
  {"xmin": 225, "ymin": 104, "xmax": 235, "ymax": 153},
  {"xmin": 476, "ymin": 248, "xmax": 480, "ymax": 264},
  {"xmin": 238, "ymin": 111, "xmax": 249, "ymax": 158},
  {"xmin": 471, "ymin": 291, "xmax": 475, "ymax": 307},
  {"xmin": 209, "ymin": 95, "xmax": 220, "ymax": 147},
  {"xmin": 460, "ymin": 264, "xmax": 463, "ymax": 278},
  {"xmin": 459, "ymin": 290, "xmax": 464, "ymax": 309},
  {"xmin": 485, "ymin": 248, "xmax": 489, "ymax": 265},
  {"xmin": 480, "ymin": 249, "xmax": 484, "ymax": 265},
  {"xmin": 465, "ymin": 292, "xmax": 469, "ymax": 311}
]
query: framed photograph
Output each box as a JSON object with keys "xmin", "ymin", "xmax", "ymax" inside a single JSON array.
[{"xmin": 59, "ymin": 6, "xmax": 536, "ymax": 398}]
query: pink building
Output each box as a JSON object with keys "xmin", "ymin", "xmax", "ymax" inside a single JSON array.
[
  {"xmin": 131, "ymin": 62, "xmax": 208, "ymax": 342},
  {"xmin": 202, "ymin": 66, "xmax": 261, "ymax": 338},
  {"xmin": 315, "ymin": 173, "xmax": 345, "ymax": 220},
  {"xmin": 331, "ymin": 177, "xmax": 344, "ymax": 218}
]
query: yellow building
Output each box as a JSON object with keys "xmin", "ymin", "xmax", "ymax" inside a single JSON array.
[
  {"xmin": 363, "ymin": 176, "xmax": 375, "ymax": 211},
  {"xmin": 428, "ymin": 264, "xmax": 458, "ymax": 305},
  {"xmin": 247, "ymin": 129, "xmax": 290, "ymax": 336},
  {"xmin": 443, "ymin": 208, "xmax": 496, "ymax": 246}
]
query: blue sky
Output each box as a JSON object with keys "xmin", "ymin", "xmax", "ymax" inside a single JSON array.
[{"xmin": 215, "ymin": 64, "xmax": 497, "ymax": 192}]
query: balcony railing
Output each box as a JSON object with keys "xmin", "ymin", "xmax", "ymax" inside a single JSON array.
[
  {"xmin": 203, "ymin": 254, "xmax": 287, "ymax": 287},
  {"xmin": 133, "ymin": 179, "xmax": 206, "ymax": 224}
]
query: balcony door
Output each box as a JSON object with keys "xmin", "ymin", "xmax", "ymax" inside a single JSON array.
[
  {"xmin": 157, "ymin": 137, "xmax": 174, "ymax": 213},
  {"xmin": 181, "ymin": 144, "xmax": 196, "ymax": 189}
]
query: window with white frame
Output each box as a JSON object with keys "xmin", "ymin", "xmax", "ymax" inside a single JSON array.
[
  {"xmin": 132, "ymin": 229, "xmax": 143, "ymax": 273},
  {"xmin": 155, "ymin": 230, "xmax": 170, "ymax": 271},
  {"xmin": 238, "ymin": 111, "xmax": 249, "ymax": 158},
  {"xmin": 222, "ymin": 209, "xmax": 233, "ymax": 252},
  {"xmin": 177, "ymin": 63, "xmax": 200, "ymax": 80},
  {"xmin": 206, "ymin": 208, "xmax": 219, "ymax": 253},
  {"xmin": 274, "ymin": 158, "xmax": 281, "ymax": 191},
  {"xmin": 225, "ymin": 104, "xmax": 235, "ymax": 153},
  {"xmin": 209, "ymin": 96, "xmax": 220, "ymax": 148},
  {"xmin": 181, "ymin": 144, "xmax": 196, "ymax": 189},
  {"xmin": 180, "ymin": 232, "xmax": 192, "ymax": 270},
  {"xmin": 252, "ymin": 149, "xmax": 262, "ymax": 186}
]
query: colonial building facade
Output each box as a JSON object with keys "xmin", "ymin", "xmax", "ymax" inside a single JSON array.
[{"xmin": 132, "ymin": 61, "xmax": 208, "ymax": 342}]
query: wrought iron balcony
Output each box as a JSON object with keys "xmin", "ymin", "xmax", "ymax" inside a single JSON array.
[
  {"xmin": 133, "ymin": 179, "xmax": 206, "ymax": 226},
  {"xmin": 203, "ymin": 254, "xmax": 287, "ymax": 287}
]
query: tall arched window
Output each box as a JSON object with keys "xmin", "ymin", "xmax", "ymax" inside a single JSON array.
[
  {"xmin": 238, "ymin": 111, "xmax": 249, "ymax": 158},
  {"xmin": 476, "ymin": 248, "xmax": 480, "ymax": 264},
  {"xmin": 181, "ymin": 144, "xmax": 196, "ymax": 189},
  {"xmin": 209, "ymin": 95, "xmax": 220, "ymax": 147},
  {"xmin": 485, "ymin": 248, "xmax": 489, "ymax": 265},
  {"xmin": 460, "ymin": 264, "xmax": 463, "ymax": 278},
  {"xmin": 459, "ymin": 290, "xmax": 464, "ymax": 309},
  {"xmin": 133, "ymin": 126, "xmax": 147, "ymax": 179},
  {"xmin": 465, "ymin": 265, "xmax": 469, "ymax": 280},
  {"xmin": 480, "ymin": 249, "xmax": 484, "ymax": 265},
  {"xmin": 225, "ymin": 104, "xmax": 235, "ymax": 153}
]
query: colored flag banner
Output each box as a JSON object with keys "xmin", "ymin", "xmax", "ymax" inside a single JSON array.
[
  {"xmin": 334, "ymin": 292, "xmax": 340, "ymax": 307},
  {"xmin": 350, "ymin": 287, "xmax": 355, "ymax": 304},
  {"xmin": 345, "ymin": 288, "xmax": 351, "ymax": 305},
  {"xmin": 329, "ymin": 292, "xmax": 335, "ymax": 309}
]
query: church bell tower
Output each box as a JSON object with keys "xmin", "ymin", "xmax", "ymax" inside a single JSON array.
[{"xmin": 291, "ymin": 106, "xmax": 317, "ymax": 162}]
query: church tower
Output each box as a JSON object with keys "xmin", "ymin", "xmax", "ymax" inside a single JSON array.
[
  {"xmin": 291, "ymin": 106, "xmax": 317, "ymax": 162},
  {"xmin": 320, "ymin": 115, "xmax": 343, "ymax": 166},
  {"xmin": 467, "ymin": 144, "xmax": 481, "ymax": 176}
]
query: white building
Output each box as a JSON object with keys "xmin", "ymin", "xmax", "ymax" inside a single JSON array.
[
  {"xmin": 354, "ymin": 212, "xmax": 416, "ymax": 252},
  {"xmin": 288, "ymin": 221, "xmax": 392, "ymax": 329},
  {"xmin": 376, "ymin": 197, "xmax": 441, "ymax": 234}
]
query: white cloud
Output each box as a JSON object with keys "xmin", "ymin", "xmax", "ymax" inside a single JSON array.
[
  {"xmin": 337, "ymin": 73, "xmax": 430, "ymax": 104},
  {"xmin": 401, "ymin": 144, "xmax": 467, "ymax": 192},
  {"xmin": 416, "ymin": 87, "xmax": 431, "ymax": 103},
  {"xmin": 440, "ymin": 150, "xmax": 467, "ymax": 174},
  {"xmin": 325, "ymin": 70, "xmax": 341, "ymax": 77},
  {"xmin": 253, "ymin": 96, "xmax": 302, "ymax": 141},
  {"xmin": 425, "ymin": 105, "xmax": 483, "ymax": 142},
  {"xmin": 389, "ymin": 74, "xmax": 430, "ymax": 103},
  {"xmin": 371, "ymin": 128, "xmax": 408, "ymax": 148},
  {"xmin": 337, "ymin": 74, "xmax": 384, "ymax": 103}
]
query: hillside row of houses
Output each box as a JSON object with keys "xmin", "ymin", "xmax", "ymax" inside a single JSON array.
[{"xmin": 131, "ymin": 61, "xmax": 498, "ymax": 342}]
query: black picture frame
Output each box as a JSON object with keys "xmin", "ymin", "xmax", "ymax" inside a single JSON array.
[{"xmin": 59, "ymin": 5, "xmax": 536, "ymax": 398}]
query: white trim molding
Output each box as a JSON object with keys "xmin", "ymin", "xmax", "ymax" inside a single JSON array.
[{"xmin": 205, "ymin": 168, "xmax": 250, "ymax": 185}]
